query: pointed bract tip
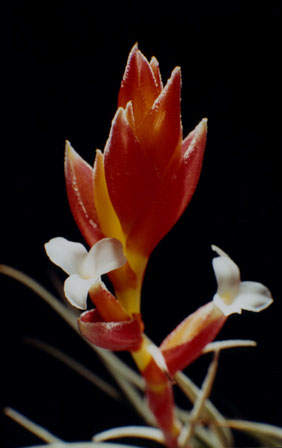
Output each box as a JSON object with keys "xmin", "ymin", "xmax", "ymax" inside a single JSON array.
[
  {"xmin": 128, "ymin": 42, "xmax": 138, "ymax": 59},
  {"xmin": 114, "ymin": 105, "xmax": 128, "ymax": 124},
  {"xmin": 149, "ymin": 55, "xmax": 161, "ymax": 70},
  {"xmin": 190, "ymin": 118, "xmax": 208, "ymax": 141},
  {"xmin": 65, "ymin": 139, "xmax": 75, "ymax": 157},
  {"xmin": 125, "ymin": 100, "xmax": 133, "ymax": 113},
  {"xmin": 171, "ymin": 66, "xmax": 181, "ymax": 78},
  {"xmin": 198, "ymin": 117, "xmax": 208, "ymax": 132},
  {"xmin": 95, "ymin": 148, "xmax": 103, "ymax": 157},
  {"xmin": 168, "ymin": 67, "xmax": 182, "ymax": 92},
  {"xmin": 158, "ymin": 66, "xmax": 181, "ymax": 100},
  {"xmin": 150, "ymin": 55, "xmax": 158, "ymax": 65}
]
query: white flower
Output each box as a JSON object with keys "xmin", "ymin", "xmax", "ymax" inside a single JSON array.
[
  {"xmin": 212, "ymin": 245, "xmax": 273, "ymax": 316},
  {"xmin": 44, "ymin": 237, "xmax": 126, "ymax": 309}
]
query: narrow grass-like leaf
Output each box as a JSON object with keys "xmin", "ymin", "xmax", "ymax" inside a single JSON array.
[
  {"xmin": 110, "ymin": 375, "xmax": 155, "ymax": 426},
  {"xmin": 220, "ymin": 419, "xmax": 282, "ymax": 447},
  {"xmin": 0, "ymin": 265, "xmax": 143, "ymax": 388},
  {"xmin": 178, "ymin": 352, "xmax": 220, "ymax": 447},
  {"xmin": 25, "ymin": 338, "xmax": 120, "ymax": 401},
  {"xmin": 22, "ymin": 444, "xmax": 142, "ymax": 448},
  {"xmin": 174, "ymin": 371, "xmax": 232, "ymax": 447},
  {"xmin": 203, "ymin": 339, "xmax": 256, "ymax": 353},
  {"xmin": 175, "ymin": 408, "xmax": 225, "ymax": 448},
  {"xmin": 93, "ymin": 425, "xmax": 164, "ymax": 444},
  {"xmin": 4, "ymin": 407, "xmax": 63, "ymax": 443}
]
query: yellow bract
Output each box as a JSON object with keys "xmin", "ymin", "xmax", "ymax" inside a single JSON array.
[{"xmin": 93, "ymin": 150, "xmax": 125, "ymax": 246}]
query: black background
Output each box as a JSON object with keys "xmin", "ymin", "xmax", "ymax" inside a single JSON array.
[{"xmin": 1, "ymin": 2, "xmax": 282, "ymax": 447}]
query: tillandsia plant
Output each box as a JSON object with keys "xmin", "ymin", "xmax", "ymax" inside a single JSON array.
[
  {"xmin": 43, "ymin": 44, "xmax": 273, "ymax": 446},
  {"xmin": 1, "ymin": 44, "xmax": 282, "ymax": 448}
]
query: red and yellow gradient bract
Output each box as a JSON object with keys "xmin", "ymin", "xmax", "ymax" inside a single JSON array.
[{"xmin": 65, "ymin": 44, "xmax": 207, "ymax": 316}]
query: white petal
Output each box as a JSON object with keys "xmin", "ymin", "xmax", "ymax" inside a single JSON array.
[
  {"xmin": 82, "ymin": 238, "xmax": 126, "ymax": 278},
  {"xmin": 45, "ymin": 237, "xmax": 87, "ymax": 275},
  {"xmin": 233, "ymin": 281, "xmax": 273, "ymax": 312},
  {"xmin": 213, "ymin": 293, "xmax": 242, "ymax": 316},
  {"xmin": 211, "ymin": 245, "xmax": 230, "ymax": 258},
  {"xmin": 64, "ymin": 274, "xmax": 97, "ymax": 309},
  {"xmin": 212, "ymin": 253, "xmax": 240, "ymax": 302}
]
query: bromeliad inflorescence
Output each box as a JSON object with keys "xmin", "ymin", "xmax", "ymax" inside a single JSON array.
[{"xmin": 44, "ymin": 44, "xmax": 273, "ymax": 448}]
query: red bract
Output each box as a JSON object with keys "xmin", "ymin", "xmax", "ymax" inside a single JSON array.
[
  {"xmin": 65, "ymin": 147, "xmax": 104, "ymax": 247},
  {"xmin": 161, "ymin": 302, "xmax": 227, "ymax": 376},
  {"xmin": 65, "ymin": 44, "xmax": 207, "ymax": 315},
  {"xmin": 79, "ymin": 282, "xmax": 144, "ymax": 351},
  {"xmin": 79, "ymin": 309, "xmax": 143, "ymax": 351}
]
